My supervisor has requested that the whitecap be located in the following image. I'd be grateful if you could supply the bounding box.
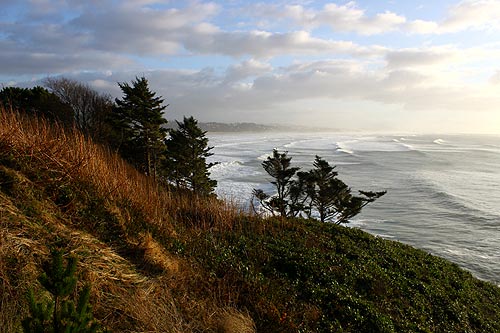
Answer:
[400,143,414,150]
[348,219,366,228]
[433,139,446,145]
[336,147,355,155]
[336,137,413,153]
[374,233,395,239]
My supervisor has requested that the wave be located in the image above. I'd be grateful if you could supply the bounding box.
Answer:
[392,138,415,150]
[284,139,310,148]
[413,173,500,222]
[336,137,414,154]
[433,139,446,145]
[336,147,354,155]
[210,160,262,180]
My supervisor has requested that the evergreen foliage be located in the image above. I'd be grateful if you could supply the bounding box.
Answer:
[163,116,217,196]
[253,149,299,217]
[305,156,386,223]
[254,151,385,223]
[22,250,101,333]
[111,76,168,177]
[0,86,73,125]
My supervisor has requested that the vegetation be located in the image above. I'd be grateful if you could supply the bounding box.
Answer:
[44,77,114,142]
[254,150,385,223]
[1,92,499,332]
[163,116,217,196]
[0,86,73,125]
[111,76,168,177]
[23,250,101,333]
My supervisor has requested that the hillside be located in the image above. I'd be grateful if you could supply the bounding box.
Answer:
[1,108,499,332]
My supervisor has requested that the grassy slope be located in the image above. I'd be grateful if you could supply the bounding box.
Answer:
[0,108,499,332]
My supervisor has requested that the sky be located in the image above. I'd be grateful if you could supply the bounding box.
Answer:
[1,0,500,133]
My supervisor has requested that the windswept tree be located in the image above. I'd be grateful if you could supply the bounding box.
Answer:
[253,149,300,217]
[44,77,114,140]
[111,76,168,177]
[254,151,386,223]
[305,156,386,223]
[163,116,217,196]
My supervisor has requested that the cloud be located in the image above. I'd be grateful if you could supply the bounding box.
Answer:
[0,41,134,75]
[2,1,500,133]
[71,1,219,55]
[183,29,384,57]
[439,0,500,33]
[385,47,460,69]
[11,53,500,134]
[490,71,500,85]
[0,0,390,77]
[72,1,384,59]
[405,20,439,34]
[251,2,406,35]
[223,59,272,84]
[251,1,500,35]
[45,57,496,124]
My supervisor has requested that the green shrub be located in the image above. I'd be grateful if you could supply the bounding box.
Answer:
[22,249,103,333]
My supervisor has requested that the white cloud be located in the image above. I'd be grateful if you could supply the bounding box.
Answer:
[251,1,500,35]
[223,59,272,84]
[183,29,383,57]
[252,2,407,35]
[490,71,500,85]
[439,0,500,33]
[405,19,439,34]
[316,3,406,35]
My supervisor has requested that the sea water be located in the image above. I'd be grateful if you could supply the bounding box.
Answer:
[208,133,500,285]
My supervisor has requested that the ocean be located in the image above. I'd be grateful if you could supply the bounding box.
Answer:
[208,132,500,285]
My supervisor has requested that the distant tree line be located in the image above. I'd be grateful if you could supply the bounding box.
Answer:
[253,149,386,223]
[0,77,217,196]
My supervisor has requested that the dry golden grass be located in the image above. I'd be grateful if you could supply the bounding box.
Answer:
[0,107,241,233]
[0,178,191,332]
[217,308,257,333]
[139,232,180,274]
[0,194,47,333]
[0,107,257,332]
[0,231,24,333]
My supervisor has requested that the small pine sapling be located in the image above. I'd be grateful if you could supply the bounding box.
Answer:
[22,249,102,333]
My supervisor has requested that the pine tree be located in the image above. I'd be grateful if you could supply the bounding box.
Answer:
[163,116,217,196]
[253,149,300,217]
[254,152,386,223]
[22,249,102,333]
[111,77,168,177]
[305,156,386,223]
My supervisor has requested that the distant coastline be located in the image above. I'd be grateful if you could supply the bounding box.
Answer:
[166,121,340,133]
